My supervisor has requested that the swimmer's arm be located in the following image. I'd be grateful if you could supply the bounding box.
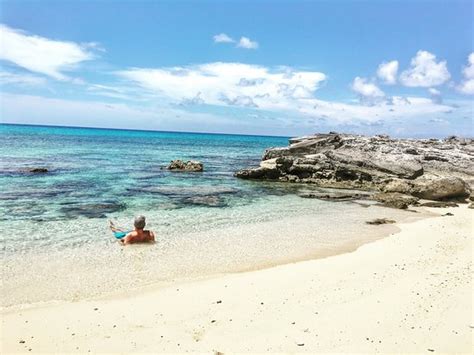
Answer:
[120,233,133,245]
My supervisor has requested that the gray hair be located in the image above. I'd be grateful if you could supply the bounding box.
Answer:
[134,215,146,229]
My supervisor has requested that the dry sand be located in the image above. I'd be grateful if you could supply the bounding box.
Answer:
[1,205,472,353]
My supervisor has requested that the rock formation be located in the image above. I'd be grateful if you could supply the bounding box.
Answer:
[235,133,473,207]
[166,160,204,172]
[24,167,49,174]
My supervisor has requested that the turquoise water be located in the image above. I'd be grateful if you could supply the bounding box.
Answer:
[0,124,289,249]
[0,124,418,307]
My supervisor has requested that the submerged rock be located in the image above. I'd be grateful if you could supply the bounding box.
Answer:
[21,167,49,174]
[60,201,126,218]
[127,185,238,197]
[181,195,226,207]
[166,160,203,172]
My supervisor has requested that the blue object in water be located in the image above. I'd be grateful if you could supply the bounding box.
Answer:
[113,231,131,239]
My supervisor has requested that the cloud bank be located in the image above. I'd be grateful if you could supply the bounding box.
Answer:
[116,62,326,111]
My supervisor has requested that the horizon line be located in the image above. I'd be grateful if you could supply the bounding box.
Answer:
[0,122,292,139]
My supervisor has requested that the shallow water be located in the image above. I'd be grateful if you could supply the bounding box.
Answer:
[0,124,422,307]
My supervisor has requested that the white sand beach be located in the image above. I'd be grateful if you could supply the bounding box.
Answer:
[1,204,472,353]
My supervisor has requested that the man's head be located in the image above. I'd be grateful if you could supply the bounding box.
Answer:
[134,215,146,230]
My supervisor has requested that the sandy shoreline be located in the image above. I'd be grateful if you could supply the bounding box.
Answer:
[1,205,472,353]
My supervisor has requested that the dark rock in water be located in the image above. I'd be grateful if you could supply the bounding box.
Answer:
[166,160,203,172]
[373,192,419,209]
[127,185,238,197]
[420,201,459,208]
[442,212,454,216]
[24,167,49,174]
[181,195,226,207]
[60,201,126,218]
[366,218,396,225]
[469,203,474,209]
[234,132,474,202]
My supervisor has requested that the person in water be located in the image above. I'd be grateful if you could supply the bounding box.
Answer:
[109,215,155,245]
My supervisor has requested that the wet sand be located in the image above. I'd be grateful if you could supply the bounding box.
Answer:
[1,205,472,353]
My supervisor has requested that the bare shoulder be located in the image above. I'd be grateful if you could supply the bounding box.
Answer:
[147,230,155,241]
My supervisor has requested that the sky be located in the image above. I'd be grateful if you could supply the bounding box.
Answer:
[0,0,473,137]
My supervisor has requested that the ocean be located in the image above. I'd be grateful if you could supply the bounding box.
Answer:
[0,124,417,307]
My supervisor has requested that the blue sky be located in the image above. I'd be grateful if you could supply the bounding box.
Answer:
[0,0,473,137]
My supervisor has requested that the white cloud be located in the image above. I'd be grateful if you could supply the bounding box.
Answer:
[457,52,474,95]
[351,76,385,104]
[0,24,98,80]
[462,52,474,78]
[457,80,474,95]
[116,62,326,110]
[399,50,450,87]
[0,70,47,86]
[428,88,442,103]
[213,33,234,43]
[377,60,399,84]
[237,37,258,49]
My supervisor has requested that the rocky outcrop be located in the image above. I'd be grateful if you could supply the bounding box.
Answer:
[166,160,203,172]
[23,167,49,174]
[235,133,474,206]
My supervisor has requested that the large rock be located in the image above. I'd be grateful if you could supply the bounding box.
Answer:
[21,167,49,174]
[382,179,413,194]
[373,192,419,209]
[166,160,203,172]
[235,133,474,200]
[234,167,281,180]
[411,177,471,201]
